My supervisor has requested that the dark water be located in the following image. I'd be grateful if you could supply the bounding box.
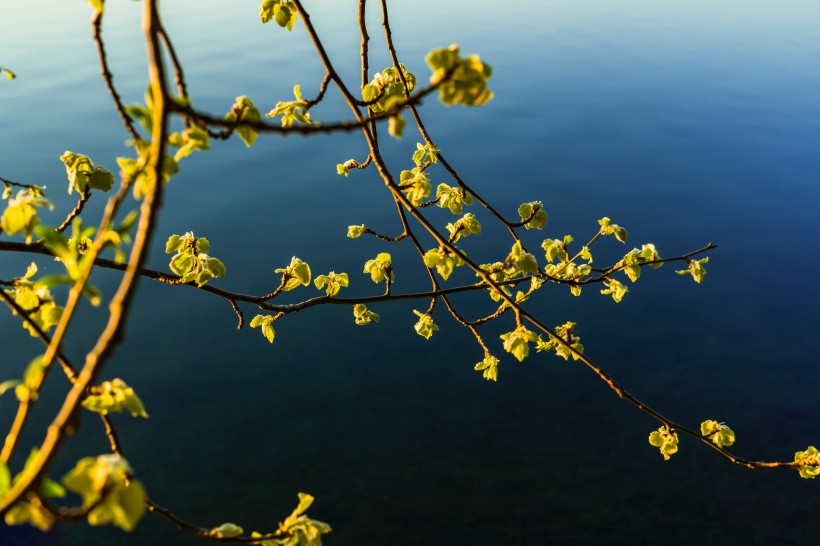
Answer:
[2,1,820,544]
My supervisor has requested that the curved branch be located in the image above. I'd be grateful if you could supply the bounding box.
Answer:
[92,11,140,140]
[56,191,92,233]
[0,0,171,517]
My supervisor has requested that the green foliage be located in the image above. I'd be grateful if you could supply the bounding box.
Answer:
[15,355,46,402]
[275,256,312,291]
[517,201,547,230]
[425,44,493,106]
[38,224,87,280]
[1,450,65,531]
[59,151,114,195]
[362,65,416,138]
[621,243,662,282]
[165,232,226,287]
[435,183,472,214]
[260,0,298,30]
[250,315,276,343]
[208,523,244,539]
[794,446,820,479]
[0,379,20,396]
[446,213,481,243]
[700,420,735,448]
[3,497,55,531]
[168,125,210,162]
[474,355,500,382]
[266,85,313,127]
[352,304,379,326]
[598,216,628,243]
[500,326,539,362]
[117,135,179,200]
[677,257,709,283]
[600,278,628,303]
[412,142,440,167]
[336,159,359,177]
[412,310,438,340]
[3,263,64,337]
[251,493,331,546]
[62,455,147,531]
[648,427,679,460]
[423,247,462,280]
[226,96,262,147]
[82,379,148,418]
[388,114,407,139]
[1,187,52,241]
[346,225,365,238]
[399,168,431,207]
[33,217,127,306]
[314,272,348,297]
[506,240,538,278]
[541,235,572,264]
[362,66,417,113]
[363,252,393,284]
[536,322,584,361]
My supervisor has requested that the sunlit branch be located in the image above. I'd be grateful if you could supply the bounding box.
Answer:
[0,0,171,517]
[293,0,781,474]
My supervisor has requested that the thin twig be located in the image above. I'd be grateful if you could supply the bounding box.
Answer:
[92,10,140,140]
[56,191,92,233]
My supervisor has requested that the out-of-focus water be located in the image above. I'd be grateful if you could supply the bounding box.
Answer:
[1,1,819,544]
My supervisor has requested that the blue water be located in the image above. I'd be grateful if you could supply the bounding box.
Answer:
[2,1,820,544]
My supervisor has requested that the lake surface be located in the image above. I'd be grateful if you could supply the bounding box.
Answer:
[2,1,819,544]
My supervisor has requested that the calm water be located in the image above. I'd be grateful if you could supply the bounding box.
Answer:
[2,1,820,544]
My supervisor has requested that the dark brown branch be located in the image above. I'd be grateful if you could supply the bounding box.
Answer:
[170,76,444,136]
[0,238,714,318]
[148,498,290,544]
[362,227,406,242]
[582,243,717,283]
[358,0,370,90]
[157,21,188,101]
[0,176,41,192]
[56,190,92,233]
[508,203,542,228]
[377,0,520,242]
[92,11,140,141]
[305,73,331,109]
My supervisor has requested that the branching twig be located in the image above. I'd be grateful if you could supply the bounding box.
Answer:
[0,0,171,517]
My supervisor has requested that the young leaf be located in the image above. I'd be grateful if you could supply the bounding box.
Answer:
[648,427,679,460]
[474,355,500,382]
[412,310,439,340]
